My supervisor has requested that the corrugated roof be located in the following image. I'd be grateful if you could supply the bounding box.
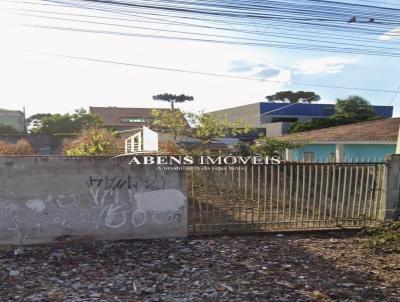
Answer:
[279,118,400,142]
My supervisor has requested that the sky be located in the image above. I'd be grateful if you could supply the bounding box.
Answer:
[1,0,400,118]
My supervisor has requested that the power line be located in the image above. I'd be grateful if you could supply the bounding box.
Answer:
[35,52,400,93]
[26,24,400,57]
[10,0,400,57]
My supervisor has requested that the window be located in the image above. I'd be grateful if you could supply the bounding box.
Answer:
[303,152,315,162]
[120,117,146,123]
[271,117,298,123]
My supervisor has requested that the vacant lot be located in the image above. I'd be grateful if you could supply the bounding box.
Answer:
[0,232,399,301]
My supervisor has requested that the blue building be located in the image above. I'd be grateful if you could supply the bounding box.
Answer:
[279,118,400,162]
[208,102,393,137]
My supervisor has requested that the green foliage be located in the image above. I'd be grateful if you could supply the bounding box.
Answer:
[290,95,379,133]
[152,93,194,109]
[362,221,400,254]
[62,128,122,156]
[151,109,188,142]
[335,95,377,120]
[251,136,302,157]
[186,112,252,145]
[30,108,101,134]
[26,113,52,125]
[0,125,21,134]
[266,91,320,103]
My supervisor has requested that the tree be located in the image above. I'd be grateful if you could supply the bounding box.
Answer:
[335,95,376,120]
[251,136,302,157]
[151,109,188,142]
[186,112,252,145]
[31,108,101,134]
[266,91,321,103]
[152,93,194,109]
[26,113,52,125]
[290,95,379,133]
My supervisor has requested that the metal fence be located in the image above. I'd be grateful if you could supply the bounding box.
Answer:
[187,162,386,235]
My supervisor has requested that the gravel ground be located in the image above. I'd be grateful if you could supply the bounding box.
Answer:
[0,232,399,302]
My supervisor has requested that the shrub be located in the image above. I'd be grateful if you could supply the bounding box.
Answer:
[0,139,35,155]
[62,128,123,156]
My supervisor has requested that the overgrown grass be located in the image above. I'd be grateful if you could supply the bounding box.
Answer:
[360,221,400,254]
[0,139,35,155]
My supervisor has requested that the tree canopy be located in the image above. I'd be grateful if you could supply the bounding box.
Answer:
[151,109,188,142]
[289,95,379,133]
[30,108,101,134]
[266,91,321,103]
[251,136,302,157]
[335,95,377,120]
[186,112,252,145]
[152,93,194,109]
[26,113,52,125]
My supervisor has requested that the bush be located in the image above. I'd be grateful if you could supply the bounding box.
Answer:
[62,128,123,156]
[0,139,35,155]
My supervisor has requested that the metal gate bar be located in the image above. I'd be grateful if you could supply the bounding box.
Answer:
[187,162,386,235]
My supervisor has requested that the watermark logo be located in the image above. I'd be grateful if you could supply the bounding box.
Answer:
[126,155,281,171]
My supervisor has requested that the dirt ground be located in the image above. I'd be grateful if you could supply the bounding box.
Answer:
[0,231,399,302]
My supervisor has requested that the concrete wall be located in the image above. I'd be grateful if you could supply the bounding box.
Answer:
[0,156,187,245]
[381,154,400,220]
[207,103,261,127]
[264,122,293,137]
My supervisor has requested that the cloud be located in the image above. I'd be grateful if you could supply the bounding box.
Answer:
[254,68,281,79]
[228,60,256,72]
[227,56,355,85]
[379,27,400,41]
[227,60,288,81]
[294,57,357,75]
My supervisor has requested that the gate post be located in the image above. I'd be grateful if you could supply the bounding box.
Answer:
[381,154,400,220]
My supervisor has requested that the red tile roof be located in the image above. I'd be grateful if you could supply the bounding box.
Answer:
[279,118,400,142]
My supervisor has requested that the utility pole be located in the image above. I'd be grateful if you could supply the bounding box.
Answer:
[23,106,27,134]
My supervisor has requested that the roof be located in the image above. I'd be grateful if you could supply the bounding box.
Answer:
[279,118,400,143]
[89,106,176,127]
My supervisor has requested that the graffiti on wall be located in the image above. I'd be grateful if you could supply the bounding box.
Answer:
[0,172,186,244]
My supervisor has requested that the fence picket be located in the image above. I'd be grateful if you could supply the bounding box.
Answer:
[188,161,386,235]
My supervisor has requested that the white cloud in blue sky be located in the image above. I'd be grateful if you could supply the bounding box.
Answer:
[380,27,400,41]
[294,57,359,75]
